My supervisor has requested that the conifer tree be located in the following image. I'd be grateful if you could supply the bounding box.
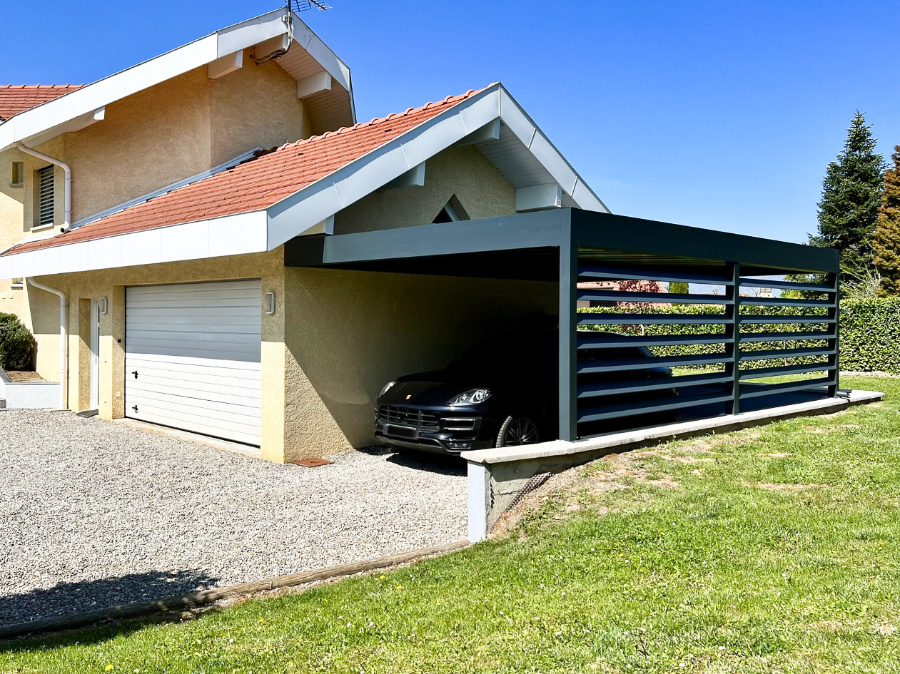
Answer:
[812,112,885,284]
[873,145,900,295]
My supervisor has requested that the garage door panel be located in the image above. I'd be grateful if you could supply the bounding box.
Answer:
[127,383,261,409]
[124,319,261,333]
[125,357,262,380]
[126,333,260,351]
[126,343,260,362]
[125,353,262,372]
[126,387,261,418]
[126,393,261,423]
[126,279,262,447]
[125,297,261,310]
[125,369,262,394]
[126,329,259,344]
[127,402,259,434]
[128,408,261,446]
[126,374,262,399]
[126,306,263,320]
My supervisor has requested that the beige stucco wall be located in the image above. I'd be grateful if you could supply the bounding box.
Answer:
[210,55,311,167]
[3,93,546,463]
[333,145,517,235]
[2,60,311,380]
[0,147,30,353]
[284,267,558,453]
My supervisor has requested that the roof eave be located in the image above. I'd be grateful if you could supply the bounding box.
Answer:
[0,8,354,151]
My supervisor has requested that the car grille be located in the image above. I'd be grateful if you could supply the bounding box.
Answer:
[378,405,440,432]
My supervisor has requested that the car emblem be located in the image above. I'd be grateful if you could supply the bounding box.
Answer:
[405,394,412,400]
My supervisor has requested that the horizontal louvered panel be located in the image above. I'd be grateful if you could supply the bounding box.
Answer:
[578,394,734,423]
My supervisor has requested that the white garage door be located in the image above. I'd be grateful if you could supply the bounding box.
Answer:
[125,279,262,447]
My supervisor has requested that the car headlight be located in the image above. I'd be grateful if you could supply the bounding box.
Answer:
[447,388,491,406]
[379,381,396,398]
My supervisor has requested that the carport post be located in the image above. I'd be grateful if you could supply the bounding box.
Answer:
[727,262,741,415]
[559,217,578,441]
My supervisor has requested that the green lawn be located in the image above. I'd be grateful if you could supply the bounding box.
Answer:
[3,375,899,673]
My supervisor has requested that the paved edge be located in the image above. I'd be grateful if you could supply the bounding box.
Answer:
[0,540,471,641]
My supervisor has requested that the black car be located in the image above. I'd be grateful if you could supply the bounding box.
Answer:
[374,329,675,456]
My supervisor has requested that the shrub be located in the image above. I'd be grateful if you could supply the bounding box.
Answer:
[840,298,900,373]
[0,312,36,371]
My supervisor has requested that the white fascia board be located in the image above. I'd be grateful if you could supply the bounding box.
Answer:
[0,8,337,152]
[296,71,332,99]
[264,83,608,248]
[289,14,352,92]
[0,211,267,278]
[498,87,610,214]
[0,35,218,151]
[380,162,426,190]
[516,184,563,212]
[208,51,243,79]
[265,86,502,249]
[216,8,289,56]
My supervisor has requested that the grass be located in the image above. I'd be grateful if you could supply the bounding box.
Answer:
[2,375,899,673]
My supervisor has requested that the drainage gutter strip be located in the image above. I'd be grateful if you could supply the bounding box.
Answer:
[0,540,470,641]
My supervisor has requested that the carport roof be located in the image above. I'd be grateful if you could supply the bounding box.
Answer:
[286,208,840,279]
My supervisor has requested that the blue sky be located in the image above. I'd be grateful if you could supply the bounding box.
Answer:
[3,0,898,243]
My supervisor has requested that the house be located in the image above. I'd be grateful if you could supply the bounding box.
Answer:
[0,8,609,462]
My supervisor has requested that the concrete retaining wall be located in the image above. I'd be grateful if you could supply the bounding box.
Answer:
[462,390,885,542]
[0,370,59,409]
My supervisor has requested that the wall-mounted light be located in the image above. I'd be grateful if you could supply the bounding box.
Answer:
[100,297,108,314]
[264,291,276,315]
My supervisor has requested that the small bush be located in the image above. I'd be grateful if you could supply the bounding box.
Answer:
[0,312,36,371]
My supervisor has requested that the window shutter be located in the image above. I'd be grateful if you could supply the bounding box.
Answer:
[38,165,54,226]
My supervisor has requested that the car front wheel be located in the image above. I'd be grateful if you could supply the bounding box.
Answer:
[495,415,541,447]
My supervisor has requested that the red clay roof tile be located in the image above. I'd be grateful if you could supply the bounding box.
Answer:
[4,88,484,257]
[0,85,83,121]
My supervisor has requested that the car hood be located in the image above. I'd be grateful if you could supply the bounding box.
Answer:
[380,372,484,407]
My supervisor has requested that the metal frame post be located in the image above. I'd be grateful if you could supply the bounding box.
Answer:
[726,262,741,415]
[828,271,840,397]
[559,217,578,441]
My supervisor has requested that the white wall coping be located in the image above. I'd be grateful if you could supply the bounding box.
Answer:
[462,390,885,466]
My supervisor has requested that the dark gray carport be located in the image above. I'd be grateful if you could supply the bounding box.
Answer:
[286,208,840,443]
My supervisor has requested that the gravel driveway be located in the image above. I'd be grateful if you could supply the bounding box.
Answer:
[0,411,466,627]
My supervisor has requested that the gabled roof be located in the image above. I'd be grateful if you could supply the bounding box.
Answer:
[0,83,609,279]
[0,8,353,150]
[0,85,83,121]
[7,91,479,255]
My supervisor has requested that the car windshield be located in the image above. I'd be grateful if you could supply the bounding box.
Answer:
[449,331,555,374]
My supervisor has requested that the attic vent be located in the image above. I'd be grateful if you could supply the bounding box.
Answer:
[37,165,54,227]
[432,194,470,224]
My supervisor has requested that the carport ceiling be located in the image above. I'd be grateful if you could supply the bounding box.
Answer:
[284,208,838,279]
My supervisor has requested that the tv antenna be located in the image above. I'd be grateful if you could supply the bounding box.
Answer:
[255,0,332,64]
[290,0,332,11]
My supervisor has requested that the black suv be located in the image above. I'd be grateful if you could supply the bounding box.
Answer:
[374,329,674,455]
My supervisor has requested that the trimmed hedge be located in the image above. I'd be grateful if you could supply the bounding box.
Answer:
[578,298,900,374]
[840,298,900,373]
[0,312,36,371]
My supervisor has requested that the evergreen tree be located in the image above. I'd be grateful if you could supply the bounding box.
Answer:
[812,112,885,284]
[873,145,900,295]
[668,281,689,295]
